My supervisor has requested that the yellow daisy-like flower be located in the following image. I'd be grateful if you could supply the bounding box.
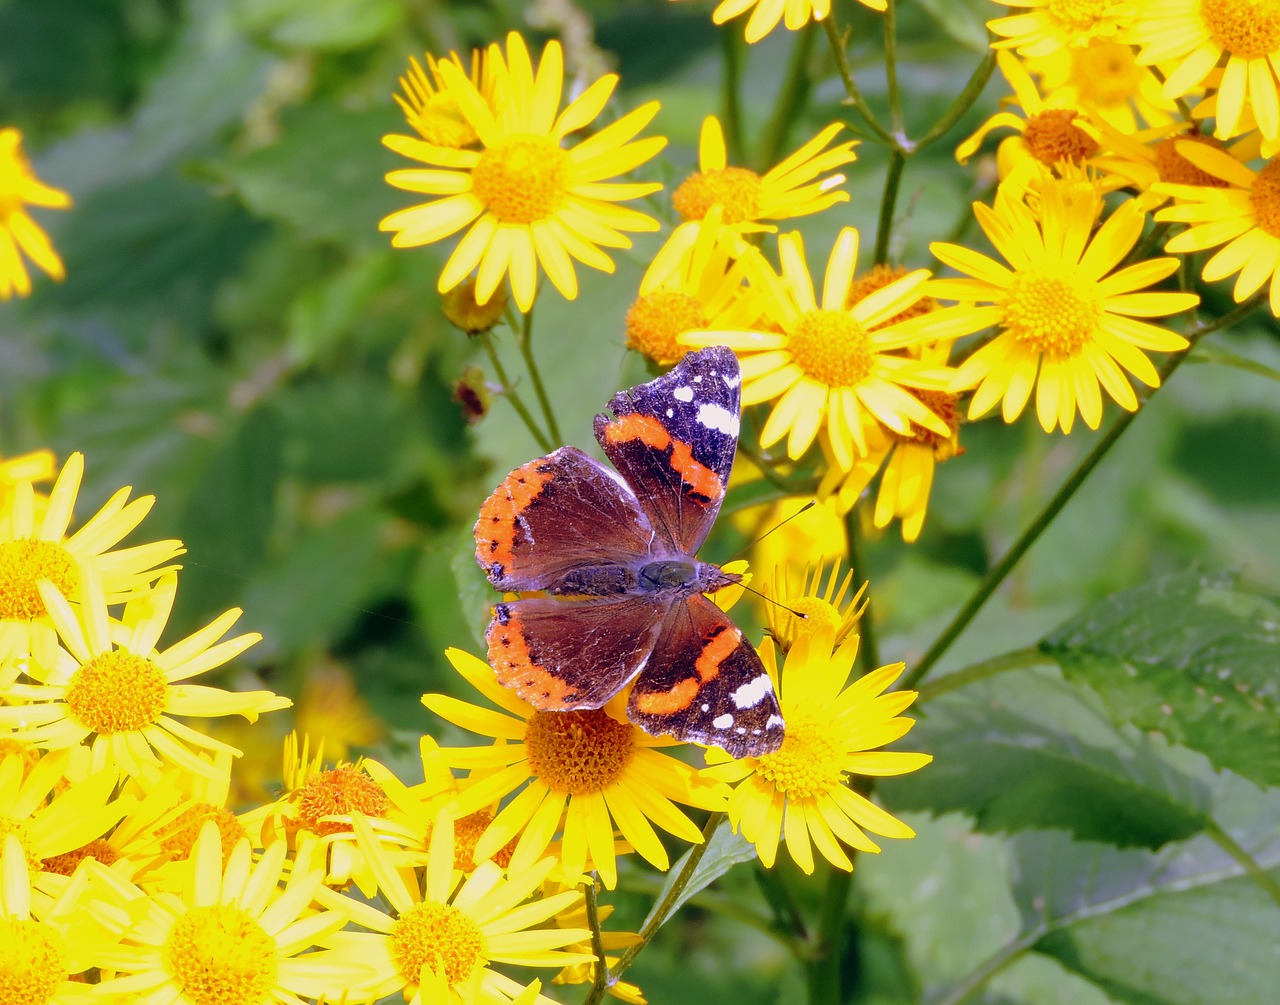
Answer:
[0,452,184,678]
[1156,142,1280,314]
[292,661,384,764]
[395,50,495,150]
[671,116,857,231]
[709,0,886,44]
[0,128,71,301]
[423,648,726,890]
[550,892,645,1004]
[0,571,289,783]
[625,207,766,366]
[762,559,865,653]
[88,821,370,1005]
[380,32,665,312]
[1023,41,1179,133]
[928,183,1200,432]
[682,227,956,468]
[988,0,1138,58]
[317,811,594,1004]
[1131,0,1280,142]
[702,626,930,874]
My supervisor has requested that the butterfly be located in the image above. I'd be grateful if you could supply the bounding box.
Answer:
[473,346,785,758]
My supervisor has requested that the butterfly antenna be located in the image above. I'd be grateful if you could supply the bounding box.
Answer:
[736,582,808,620]
[727,499,817,561]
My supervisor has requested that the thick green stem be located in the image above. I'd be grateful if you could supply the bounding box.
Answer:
[915,51,997,151]
[479,332,552,453]
[882,0,903,135]
[807,866,853,1004]
[874,149,907,266]
[517,306,563,445]
[584,877,610,1002]
[721,27,746,163]
[916,646,1046,704]
[820,18,894,145]
[756,23,816,169]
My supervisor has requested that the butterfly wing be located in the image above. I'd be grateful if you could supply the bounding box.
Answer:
[627,592,784,758]
[594,346,741,556]
[487,595,668,710]
[474,445,655,592]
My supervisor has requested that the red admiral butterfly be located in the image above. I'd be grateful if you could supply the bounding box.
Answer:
[473,346,785,758]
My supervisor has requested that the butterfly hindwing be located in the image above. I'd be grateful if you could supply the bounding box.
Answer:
[627,593,784,758]
[594,346,741,555]
[487,595,668,710]
[474,445,655,593]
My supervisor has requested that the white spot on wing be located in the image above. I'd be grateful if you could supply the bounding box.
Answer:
[766,714,785,729]
[732,675,773,709]
[666,408,674,418]
[673,386,694,402]
[693,375,703,382]
[712,713,734,729]
[723,373,740,388]
[697,403,739,436]
[701,703,710,713]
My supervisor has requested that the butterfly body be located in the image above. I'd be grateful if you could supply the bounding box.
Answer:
[474,347,784,758]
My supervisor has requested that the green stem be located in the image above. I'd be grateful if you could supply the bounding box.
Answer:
[915,50,997,151]
[721,27,746,164]
[900,292,1264,692]
[1206,821,1280,910]
[882,0,903,136]
[916,646,1046,704]
[753,862,810,944]
[517,306,563,445]
[844,504,879,674]
[933,931,1042,1005]
[584,877,610,1002]
[479,332,553,453]
[807,866,852,1004]
[820,18,895,146]
[756,23,816,169]
[874,149,907,266]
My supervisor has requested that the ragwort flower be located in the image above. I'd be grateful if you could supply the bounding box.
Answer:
[381,32,665,311]
[708,0,886,44]
[988,0,1138,58]
[0,128,71,301]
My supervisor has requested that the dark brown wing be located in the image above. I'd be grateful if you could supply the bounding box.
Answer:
[486,595,668,711]
[627,593,784,758]
[474,446,655,593]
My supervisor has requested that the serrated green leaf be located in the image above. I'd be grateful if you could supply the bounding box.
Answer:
[1040,571,1280,787]
[642,819,757,931]
[1188,344,1280,384]
[885,668,1211,848]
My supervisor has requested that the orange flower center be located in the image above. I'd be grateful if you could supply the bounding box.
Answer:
[787,310,874,387]
[625,291,709,366]
[294,765,389,836]
[1002,265,1100,354]
[0,918,67,1005]
[524,709,634,796]
[1250,158,1280,237]
[1022,108,1099,165]
[0,540,79,621]
[163,905,277,1005]
[471,135,570,225]
[161,803,248,861]
[1154,132,1232,187]
[391,902,484,987]
[424,809,516,871]
[408,91,478,149]
[1069,42,1147,108]
[755,715,844,798]
[65,651,168,734]
[672,167,762,224]
[42,837,119,876]
[845,264,938,328]
[1201,0,1280,59]
[897,389,962,454]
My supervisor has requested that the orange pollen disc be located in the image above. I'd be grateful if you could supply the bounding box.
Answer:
[1251,158,1280,237]
[755,717,844,798]
[672,166,763,224]
[162,905,277,1005]
[1154,132,1231,187]
[0,539,79,621]
[1022,108,1099,165]
[787,309,874,387]
[160,803,248,860]
[899,389,962,454]
[65,651,168,734]
[42,837,119,876]
[294,765,389,836]
[391,902,484,987]
[625,291,709,366]
[1201,0,1280,59]
[471,134,570,225]
[845,264,937,328]
[524,708,635,795]
[1002,266,1101,354]
[0,918,68,1005]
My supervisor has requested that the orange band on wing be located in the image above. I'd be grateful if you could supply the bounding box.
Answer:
[695,625,740,683]
[632,678,699,715]
[487,608,579,708]
[475,458,552,571]
[602,414,724,503]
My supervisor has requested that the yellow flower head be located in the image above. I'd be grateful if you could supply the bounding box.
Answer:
[682,227,956,469]
[988,0,1139,58]
[672,116,857,231]
[929,182,1200,433]
[0,128,71,301]
[703,626,931,874]
[763,559,865,653]
[0,571,289,783]
[709,0,886,44]
[381,32,666,312]
[423,648,727,890]
[1131,0,1280,142]
[395,50,495,149]
[293,660,384,764]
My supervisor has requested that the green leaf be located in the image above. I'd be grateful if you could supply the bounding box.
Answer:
[642,819,757,931]
[885,668,1211,848]
[1008,829,1280,1005]
[1040,571,1280,787]
[1188,344,1280,385]
[232,0,403,51]
[913,0,991,52]
[450,524,491,653]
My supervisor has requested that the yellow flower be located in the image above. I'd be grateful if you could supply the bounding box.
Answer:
[988,0,1138,58]
[703,626,930,873]
[0,571,289,783]
[709,0,886,44]
[929,182,1199,432]
[395,50,495,150]
[682,227,956,468]
[1022,41,1179,133]
[671,116,857,230]
[317,811,595,1004]
[292,660,384,764]
[0,128,71,301]
[0,452,184,679]
[625,207,767,366]
[550,892,645,1003]
[741,496,848,592]
[89,821,370,1004]
[423,648,726,890]
[762,559,865,653]
[381,32,665,311]
[1131,0,1280,142]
